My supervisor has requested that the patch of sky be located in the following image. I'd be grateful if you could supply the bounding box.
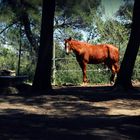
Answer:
[101,0,124,20]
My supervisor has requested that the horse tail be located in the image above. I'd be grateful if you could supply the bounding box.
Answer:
[107,44,120,73]
[107,45,111,59]
[107,44,119,62]
[106,45,112,64]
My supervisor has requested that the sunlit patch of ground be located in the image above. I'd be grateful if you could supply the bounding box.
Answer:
[0,93,139,117]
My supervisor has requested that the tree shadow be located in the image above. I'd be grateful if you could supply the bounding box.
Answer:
[1,85,140,109]
[0,111,139,140]
[53,85,140,102]
[0,85,140,139]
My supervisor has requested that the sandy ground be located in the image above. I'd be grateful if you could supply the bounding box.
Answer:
[0,85,140,140]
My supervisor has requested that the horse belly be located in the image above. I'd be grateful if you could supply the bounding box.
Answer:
[88,58,105,64]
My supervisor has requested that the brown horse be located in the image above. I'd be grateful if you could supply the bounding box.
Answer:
[64,37,120,85]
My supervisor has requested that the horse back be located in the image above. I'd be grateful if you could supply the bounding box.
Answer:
[86,44,119,64]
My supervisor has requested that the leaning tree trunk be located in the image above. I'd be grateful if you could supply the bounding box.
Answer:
[33,0,55,91]
[20,11,38,52]
[115,0,140,89]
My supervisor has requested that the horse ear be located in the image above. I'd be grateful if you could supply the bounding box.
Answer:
[68,37,72,41]
[64,39,67,43]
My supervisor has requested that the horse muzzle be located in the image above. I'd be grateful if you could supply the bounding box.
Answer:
[66,52,69,55]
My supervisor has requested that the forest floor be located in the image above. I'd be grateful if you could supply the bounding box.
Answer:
[0,84,140,140]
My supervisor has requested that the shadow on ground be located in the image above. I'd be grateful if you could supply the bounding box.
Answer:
[0,85,140,140]
[0,113,140,140]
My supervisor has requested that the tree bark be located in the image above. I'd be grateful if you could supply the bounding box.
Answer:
[33,0,55,91]
[115,0,140,89]
[20,11,38,51]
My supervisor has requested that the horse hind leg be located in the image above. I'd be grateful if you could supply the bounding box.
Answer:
[110,65,116,85]
[110,63,120,85]
[115,62,120,73]
[110,73,115,85]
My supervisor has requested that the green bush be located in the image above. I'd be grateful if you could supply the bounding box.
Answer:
[0,48,17,70]
[132,55,140,81]
[0,48,35,82]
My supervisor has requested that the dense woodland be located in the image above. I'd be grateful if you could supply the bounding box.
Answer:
[0,0,140,91]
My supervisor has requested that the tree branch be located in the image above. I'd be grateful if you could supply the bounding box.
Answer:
[0,21,17,34]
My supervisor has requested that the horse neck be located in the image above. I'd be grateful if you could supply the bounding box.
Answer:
[70,40,83,54]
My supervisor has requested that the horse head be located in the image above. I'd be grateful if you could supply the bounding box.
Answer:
[64,37,72,55]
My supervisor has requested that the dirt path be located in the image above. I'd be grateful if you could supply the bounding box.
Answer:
[0,85,140,139]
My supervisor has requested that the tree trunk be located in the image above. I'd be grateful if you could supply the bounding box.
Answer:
[115,0,140,89]
[33,0,55,91]
[20,11,38,52]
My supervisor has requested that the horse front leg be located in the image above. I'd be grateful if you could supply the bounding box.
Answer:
[81,63,88,85]
[76,56,89,85]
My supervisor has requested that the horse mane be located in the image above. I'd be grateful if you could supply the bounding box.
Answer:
[70,39,93,48]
